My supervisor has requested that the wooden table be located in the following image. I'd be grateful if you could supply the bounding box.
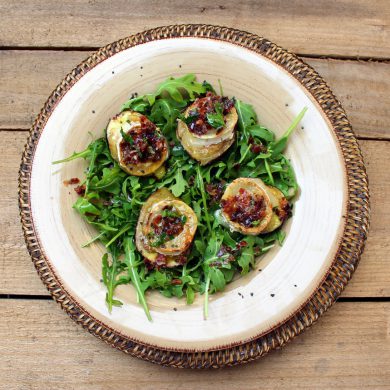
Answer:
[1,1,389,388]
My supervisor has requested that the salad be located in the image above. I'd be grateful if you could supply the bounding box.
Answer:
[54,74,306,320]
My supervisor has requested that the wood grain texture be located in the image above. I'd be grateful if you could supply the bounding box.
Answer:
[0,299,389,389]
[1,131,389,297]
[1,0,390,58]
[1,51,390,138]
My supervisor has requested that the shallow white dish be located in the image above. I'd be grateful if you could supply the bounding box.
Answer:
[20,25,369,367]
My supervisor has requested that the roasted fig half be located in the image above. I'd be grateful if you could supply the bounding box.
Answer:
[176,92,238,165]
[135,188,198,268]
[261,186,291,233]
[220,178,273,235]
[107,110,168,176]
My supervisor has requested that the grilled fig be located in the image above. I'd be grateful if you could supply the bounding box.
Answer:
[107,110,168,176]
[135,188,197,268]
[220,178,273,235]
[176,93,237,165]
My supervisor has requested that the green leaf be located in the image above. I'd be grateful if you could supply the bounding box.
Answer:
[52,138,106,165]
[209,267,226,291]
[89,166,125,195]
[121,96,150,113]
[102,250,124,313]
[248,124,274,142]
[123,237,152,321]
[170,169,187,197]
[271,107,307,156]
[237,237,255,274]
[155,74,207,102]
[186,286,195,305]
[73,197,100,216]
[235,99,258,139]
[206,102,225,130]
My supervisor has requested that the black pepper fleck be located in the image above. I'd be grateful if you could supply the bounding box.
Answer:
[294,284,297,287]
[140,74,143,77]
[140,66,143,69]
[258,268,262,272]
[270,293,275,297]
[173,307,177,311]
[179,64,182,68]
[92,110,95,114]
[250,292,254,297]
[285,103,289,107]
[301,126,304,129]
[100,279,103,283]
[112,70,115,74]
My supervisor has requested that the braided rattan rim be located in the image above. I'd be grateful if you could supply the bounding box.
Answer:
[18,24,370,368]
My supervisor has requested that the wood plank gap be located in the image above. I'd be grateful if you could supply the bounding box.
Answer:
[338,297,390,302]
[0,294,52,300]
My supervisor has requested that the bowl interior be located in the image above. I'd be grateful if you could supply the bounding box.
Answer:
[30,38,346,351]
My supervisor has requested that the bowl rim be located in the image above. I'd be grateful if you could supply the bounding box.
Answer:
[18,24,370,368]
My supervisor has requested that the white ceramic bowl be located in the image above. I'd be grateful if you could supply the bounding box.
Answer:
[20,26,369,366]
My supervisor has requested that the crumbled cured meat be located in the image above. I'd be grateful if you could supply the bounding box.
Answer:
[186,92,235,136]
[63,177,80,186]
[221,188,266,227]
[205,181,226,203]
[276,197,291,223]
[74,184,86,196]
[249,136,267,154]
[119,115,166,165]
[151,209,185,238]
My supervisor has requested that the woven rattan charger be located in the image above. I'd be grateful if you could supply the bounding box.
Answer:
[18,25,369,368]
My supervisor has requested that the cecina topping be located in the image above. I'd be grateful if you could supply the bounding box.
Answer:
[106,110,168,176]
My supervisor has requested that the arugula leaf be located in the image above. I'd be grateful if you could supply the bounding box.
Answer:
[206,102,225,129]
[248,124,274,142]
[52,138,106,165]
[102,250,129,312]
[271,107,307,156]
[123,237,152,321]
[121,96,150,113]
[186,286,195,304]
[196,165,213,235]
[155,74,207,102]
[235,99,258,139]
[209,267,226,291]
[170,169,187,197]
[120,129,134,144]
[73,197,100,216]
[237,237,256,274]
[89,166,126,195]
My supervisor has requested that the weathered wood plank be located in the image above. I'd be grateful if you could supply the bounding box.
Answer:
[1,131,388,297]
[0,300,389,389]
[1,0,390,58]
[0,51,389,138]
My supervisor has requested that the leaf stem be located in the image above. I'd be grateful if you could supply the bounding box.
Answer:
[196,165,212,235]
[203,271,211,320]
[124,238,152,321]
[105,223,132,248]
[284,106,308,139]
[81,232,105,248]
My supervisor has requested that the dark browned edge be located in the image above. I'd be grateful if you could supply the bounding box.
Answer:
[18,24,370,368]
